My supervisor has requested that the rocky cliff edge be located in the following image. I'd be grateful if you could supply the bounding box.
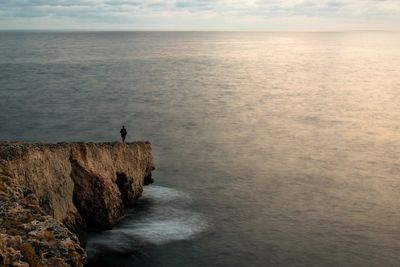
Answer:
[0,141,154,266]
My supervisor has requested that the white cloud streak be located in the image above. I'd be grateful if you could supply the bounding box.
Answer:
[0,0,399,30]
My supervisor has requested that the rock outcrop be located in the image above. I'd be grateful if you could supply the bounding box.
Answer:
[0,141,154,266]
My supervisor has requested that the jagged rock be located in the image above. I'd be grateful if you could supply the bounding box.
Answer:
[0,141,155,266]
[0,164,86,267]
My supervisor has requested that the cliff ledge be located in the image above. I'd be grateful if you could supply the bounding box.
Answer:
[0,141,154,267]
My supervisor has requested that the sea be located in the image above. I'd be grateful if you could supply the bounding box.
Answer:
[0,31,399,267]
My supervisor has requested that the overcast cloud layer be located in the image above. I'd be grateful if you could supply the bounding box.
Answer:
[0,0,399,30]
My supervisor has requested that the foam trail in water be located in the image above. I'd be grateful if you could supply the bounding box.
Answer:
[125,211,208,245]
[141,185,190,202]
[86,185,208,255]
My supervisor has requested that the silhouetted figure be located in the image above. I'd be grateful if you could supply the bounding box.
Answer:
[120,125,127,143]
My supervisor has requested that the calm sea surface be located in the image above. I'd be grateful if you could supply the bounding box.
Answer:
[0,31,399,266]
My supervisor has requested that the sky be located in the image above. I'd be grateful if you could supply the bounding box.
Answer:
[0,0,400,31]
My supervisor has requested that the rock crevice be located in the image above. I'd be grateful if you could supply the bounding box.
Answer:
[0,141,154,266]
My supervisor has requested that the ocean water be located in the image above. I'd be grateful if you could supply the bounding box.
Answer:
[0,31,400,266]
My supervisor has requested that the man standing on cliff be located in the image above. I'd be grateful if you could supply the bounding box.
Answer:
[120,125,127,143]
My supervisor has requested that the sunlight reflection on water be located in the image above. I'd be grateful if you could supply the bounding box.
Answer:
[1,31,399,267]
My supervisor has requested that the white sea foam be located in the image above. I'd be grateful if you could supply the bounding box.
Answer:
[87,186,208,255]
[141,185,190,202]
[125,212,208,245]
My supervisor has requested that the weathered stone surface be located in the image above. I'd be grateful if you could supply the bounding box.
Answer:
[0,141,154,266]
[69,142,153,229]
[0,162,86,266]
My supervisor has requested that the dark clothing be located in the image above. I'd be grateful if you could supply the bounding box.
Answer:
[120,128,127,142]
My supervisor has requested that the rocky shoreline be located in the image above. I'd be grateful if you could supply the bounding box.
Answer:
[0,141,154,266]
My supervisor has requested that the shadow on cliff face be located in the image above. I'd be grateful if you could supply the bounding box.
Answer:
[70,158,124,234]
[116,172,130,204]
[0,142,154,266]
[69,159,154,247]
[143,170,155,185]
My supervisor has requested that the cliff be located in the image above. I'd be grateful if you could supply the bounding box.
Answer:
[0,141,154,266]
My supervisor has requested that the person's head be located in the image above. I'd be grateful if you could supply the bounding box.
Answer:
[122,125,125,129]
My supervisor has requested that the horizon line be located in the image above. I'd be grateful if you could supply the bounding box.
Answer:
[0,29,398,33]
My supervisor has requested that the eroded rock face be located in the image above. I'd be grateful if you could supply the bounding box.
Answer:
[69,142,153,229]
[0,162,86,266]
[0,141,154,266]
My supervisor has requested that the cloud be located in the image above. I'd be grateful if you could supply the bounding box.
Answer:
[0,0,399,29]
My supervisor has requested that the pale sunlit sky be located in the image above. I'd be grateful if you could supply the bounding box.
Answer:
[0,0,400,31]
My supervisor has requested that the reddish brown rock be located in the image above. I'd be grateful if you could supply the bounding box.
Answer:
[0,162,85,266]
[0,141,155,266]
